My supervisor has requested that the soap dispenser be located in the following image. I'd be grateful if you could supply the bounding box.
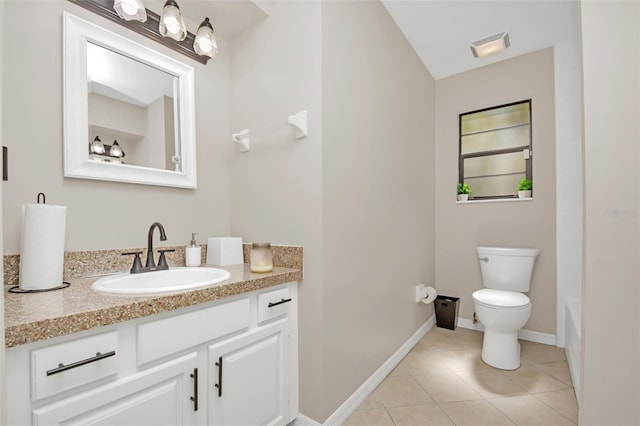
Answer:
[185,233,201,267]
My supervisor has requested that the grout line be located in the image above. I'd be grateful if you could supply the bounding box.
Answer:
[530,392,579,425]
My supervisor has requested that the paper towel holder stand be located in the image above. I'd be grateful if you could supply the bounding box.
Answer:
[9,191,71,293]
[9,282,70,293]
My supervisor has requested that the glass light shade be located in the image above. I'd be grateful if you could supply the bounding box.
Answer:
[90,136,105,154]
[159,0,187,42]
[470,32,510,58]
[194,18,218,58]
[109,141,124,158]
[114,0,147,22]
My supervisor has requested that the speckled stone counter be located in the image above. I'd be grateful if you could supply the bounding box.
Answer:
[4,244,303,348]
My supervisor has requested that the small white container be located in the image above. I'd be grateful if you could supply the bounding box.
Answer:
[250,243,273,273]
[206,237,244,266]
[185,233,201,267]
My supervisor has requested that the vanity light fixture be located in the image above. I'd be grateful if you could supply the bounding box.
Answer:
[113,0,147,22]
[109,140,125,158]
[90,136,105,154]
[470,31,510,58]
[159,0,187,42]
[68,0,213,64]
[193,18,218,58]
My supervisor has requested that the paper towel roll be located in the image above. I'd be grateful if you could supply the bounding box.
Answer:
[421,286,438,304]
[19,203,67,291]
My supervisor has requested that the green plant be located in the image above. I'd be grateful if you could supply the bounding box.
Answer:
[457,182,471,195]
[518,178,533,191]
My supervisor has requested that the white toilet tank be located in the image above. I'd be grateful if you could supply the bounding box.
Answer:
[477,246,540,292]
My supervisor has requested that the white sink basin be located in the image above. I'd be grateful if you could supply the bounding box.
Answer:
[92,267,231,295]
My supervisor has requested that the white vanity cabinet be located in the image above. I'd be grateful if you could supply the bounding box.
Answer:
[32,353,199,425]
[5,282,298,426]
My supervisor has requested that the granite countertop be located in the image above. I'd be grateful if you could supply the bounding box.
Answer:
[5,263,302,348]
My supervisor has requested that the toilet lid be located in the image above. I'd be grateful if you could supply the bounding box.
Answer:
[472,289,530,309]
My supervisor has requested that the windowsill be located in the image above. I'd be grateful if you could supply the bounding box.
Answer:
[456,197,533,204]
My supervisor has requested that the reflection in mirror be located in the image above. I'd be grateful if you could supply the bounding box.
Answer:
[64,12,197,188]
[87,42,179,171]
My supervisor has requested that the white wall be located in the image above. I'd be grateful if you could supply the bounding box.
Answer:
[435,49,557,336]
[553,1,583,348]
[580,1,640,424]
[2,0,231,253]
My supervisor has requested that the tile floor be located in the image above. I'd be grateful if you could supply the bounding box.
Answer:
[345,326,578,426]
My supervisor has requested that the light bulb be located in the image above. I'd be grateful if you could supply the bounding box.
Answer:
[165,17,180,34]
[114,0,147,22]
[121,2,137,16]
[159,0,187,41]
[194,18,218,58]
[91,136,105,155]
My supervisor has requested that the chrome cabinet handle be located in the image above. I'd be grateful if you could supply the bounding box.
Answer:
[46,351,116,376]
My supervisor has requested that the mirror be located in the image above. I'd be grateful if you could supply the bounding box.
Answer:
[64,12,197,188]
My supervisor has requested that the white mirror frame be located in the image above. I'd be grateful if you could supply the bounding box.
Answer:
[63,12,197,189]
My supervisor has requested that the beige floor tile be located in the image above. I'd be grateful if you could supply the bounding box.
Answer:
[375,375,431,407]
[439,399,515,425]
[438,347,493,372]
[386,401,454,425]
[534,362,573,386]
[388,355,412,377]
[414,331,463,352]
[358,391,384,410]
[344,408,394,426]
[449,328,484,349]
[498,366,569,393]
[534,389,579,423]
[403,350,451,375]
[455,369,528,398]
[414,371,483,403]
[489,395,576,425]
[520,340,567,364]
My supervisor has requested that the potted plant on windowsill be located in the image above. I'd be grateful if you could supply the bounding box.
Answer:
[457,183,471,202]
[518,178,532,198]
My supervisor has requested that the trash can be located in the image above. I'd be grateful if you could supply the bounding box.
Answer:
[435,295,460,330]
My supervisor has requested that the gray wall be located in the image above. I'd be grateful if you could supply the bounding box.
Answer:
[228,1,325,421]
[2,0,231,253]
[229,0,435,422]
[321,0,435,417]
[435,49,557,335]
[580,1,640,423]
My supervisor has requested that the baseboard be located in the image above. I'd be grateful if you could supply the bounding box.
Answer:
[292,315,435,426]
[291,414,322,426]
[457,317,557,346]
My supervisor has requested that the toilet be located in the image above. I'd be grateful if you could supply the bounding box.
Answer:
[472,246,540,370]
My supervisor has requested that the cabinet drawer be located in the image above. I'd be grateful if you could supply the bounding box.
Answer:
[138,297,250,365]
[31,331,118,400]
[258,287,292,324]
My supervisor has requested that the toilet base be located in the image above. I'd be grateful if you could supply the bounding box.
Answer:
[481,330,521,370]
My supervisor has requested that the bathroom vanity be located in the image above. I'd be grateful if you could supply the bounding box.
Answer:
[4,261,301,425]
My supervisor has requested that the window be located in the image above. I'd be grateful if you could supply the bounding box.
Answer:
[459,100,532,200]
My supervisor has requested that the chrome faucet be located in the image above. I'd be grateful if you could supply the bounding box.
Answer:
[122,222,174,274]
[146,222,167,268]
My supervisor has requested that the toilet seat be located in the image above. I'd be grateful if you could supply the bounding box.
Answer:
[473,289,530,309]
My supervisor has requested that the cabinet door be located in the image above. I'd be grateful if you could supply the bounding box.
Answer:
[33,353,200,426]
[208,319,289,426]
